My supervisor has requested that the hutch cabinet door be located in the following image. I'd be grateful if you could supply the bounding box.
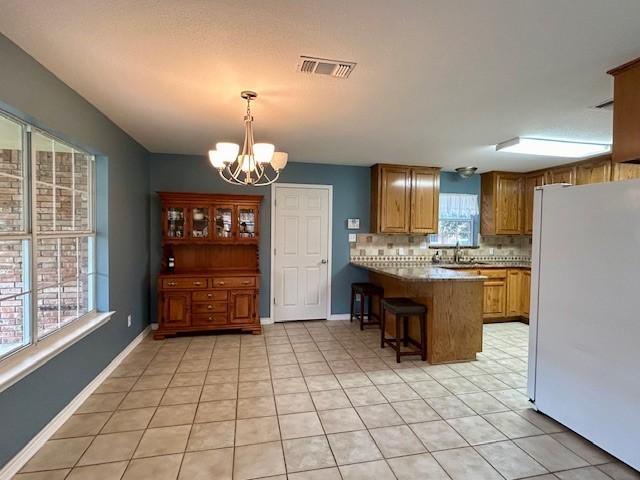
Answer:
[495,173,523,234]
[229,290,256,324]
[163,206,188,240]
[190,206,211,240]
[237,205,259,242]
[409,168,439,234]
[162,292,191,327]
[213,204,235,241]
[379,165,411,233]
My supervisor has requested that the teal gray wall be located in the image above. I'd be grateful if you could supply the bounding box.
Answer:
[0,34,150,467]
[149,153,370,319]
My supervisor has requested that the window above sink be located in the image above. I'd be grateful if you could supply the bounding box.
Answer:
[429,193,479,247]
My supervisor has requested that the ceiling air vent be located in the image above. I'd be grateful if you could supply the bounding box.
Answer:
[297,56,357,79]
[593,99,614,111]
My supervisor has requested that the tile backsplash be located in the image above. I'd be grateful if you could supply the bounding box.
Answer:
[350,233,531,263]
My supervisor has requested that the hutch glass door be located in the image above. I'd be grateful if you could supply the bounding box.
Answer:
[190,207,210,239]
[166,207,186,239]
[237,207,257,240]
[214,205,234,240]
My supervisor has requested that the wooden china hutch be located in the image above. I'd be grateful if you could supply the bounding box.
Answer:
[155,192,262,339]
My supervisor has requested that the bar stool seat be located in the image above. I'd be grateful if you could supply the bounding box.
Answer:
[350,282,384,330]
[381,297,427,363]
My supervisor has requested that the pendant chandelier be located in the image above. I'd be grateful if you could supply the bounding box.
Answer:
[209,91,288,186]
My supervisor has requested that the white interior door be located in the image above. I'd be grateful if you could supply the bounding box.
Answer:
[273,185,330,321]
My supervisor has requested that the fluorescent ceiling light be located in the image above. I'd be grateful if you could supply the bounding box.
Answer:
[496,137,611,158]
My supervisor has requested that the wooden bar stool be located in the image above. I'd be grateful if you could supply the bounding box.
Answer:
[350,282,384,330]
[380,298,427,363]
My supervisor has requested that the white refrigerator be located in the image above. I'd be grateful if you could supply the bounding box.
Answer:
[528,179,640,470]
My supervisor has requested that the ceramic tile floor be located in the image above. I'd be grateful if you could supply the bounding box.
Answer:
[14,321,640,480]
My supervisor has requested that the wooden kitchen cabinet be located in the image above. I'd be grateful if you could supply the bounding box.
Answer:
[612,162,640,181]
[481,172,523,235]
[483,280,507,318]
[521,270,531,318]
[506,269,522,316]
[410,167,440,233]
[576,157,612,185]
[546,165,576,185]
[156,192,262,339]
[371,164,440,234]
[608,57,640,164]
[524,173,545,234]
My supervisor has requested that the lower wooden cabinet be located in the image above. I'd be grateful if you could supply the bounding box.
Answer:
[506,270,522,316]
[459,268,530,322]
[521,271,531,317]
[483,280,507,318]
[156,273,260,338]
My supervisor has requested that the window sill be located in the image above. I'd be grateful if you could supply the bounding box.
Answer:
[0,311,115,394]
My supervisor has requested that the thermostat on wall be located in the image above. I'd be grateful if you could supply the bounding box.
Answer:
[347,218,360,229]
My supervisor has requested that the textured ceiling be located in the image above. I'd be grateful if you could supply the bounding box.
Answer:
[1,0,640,172]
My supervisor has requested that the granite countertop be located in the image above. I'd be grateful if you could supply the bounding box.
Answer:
[438,262,531,269]
[351,262,487,282]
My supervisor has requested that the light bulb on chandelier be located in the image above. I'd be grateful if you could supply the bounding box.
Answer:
[208,91,288,186]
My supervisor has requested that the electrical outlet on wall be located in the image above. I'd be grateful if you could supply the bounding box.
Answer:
[489,248,494,256]
[127,314,132,328]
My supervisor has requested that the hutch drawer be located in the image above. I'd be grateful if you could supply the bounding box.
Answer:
[162,277,208,289]
[192,302,228,314]
[192,291,228,302]
[211,276,256,288]
[192,313,228,326]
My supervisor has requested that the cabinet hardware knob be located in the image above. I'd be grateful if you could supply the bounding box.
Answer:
[167,281,177,287]
[208,316,212,320]
[242,281,250,285]
[218,282,225,286]
[207,305,213,310]
[194,281,202,286]
[207,293,213,298]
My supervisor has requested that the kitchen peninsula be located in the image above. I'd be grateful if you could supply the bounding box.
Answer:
[352,261,486,364]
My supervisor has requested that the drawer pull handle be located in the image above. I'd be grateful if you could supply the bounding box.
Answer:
[167,281,177,287]
[242,281,250,285]
[208,316,212,321]
[217,281,225,286]
[193,281,202,286]
[207,305,213,310]
[207,293,213,298]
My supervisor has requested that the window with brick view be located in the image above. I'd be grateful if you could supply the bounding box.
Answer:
[0,112,95,359]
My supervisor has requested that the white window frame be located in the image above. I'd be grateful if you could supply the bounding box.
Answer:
[0,110,110,390]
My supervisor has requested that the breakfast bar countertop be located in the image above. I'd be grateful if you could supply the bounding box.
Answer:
[350,261,488,282]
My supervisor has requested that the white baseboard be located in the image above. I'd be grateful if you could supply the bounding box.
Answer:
[0,325,151,480]
[328,314,350,321]
[260,317,273,325]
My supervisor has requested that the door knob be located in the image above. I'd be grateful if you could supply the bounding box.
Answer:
[321,259,327,264]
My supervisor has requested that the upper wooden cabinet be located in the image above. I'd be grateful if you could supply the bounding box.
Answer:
[481,172,523,235]
[608,57,640,164]
[410,167,440,233]
[611,162,640,181]
[523,173,545,235]
[371,164,440,234]
[576,157,612,185]
[546,165,576,185]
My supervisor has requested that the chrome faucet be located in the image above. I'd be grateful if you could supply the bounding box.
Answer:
[453,241,462,263]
